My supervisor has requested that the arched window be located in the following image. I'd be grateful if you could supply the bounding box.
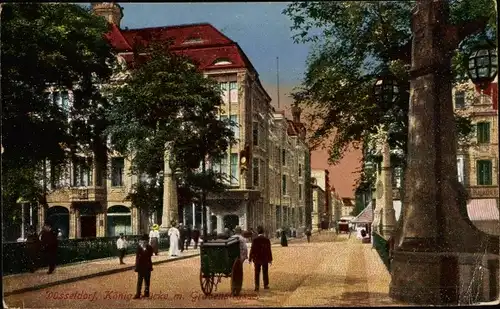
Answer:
[183,37,204,45]
[213,58,233,66]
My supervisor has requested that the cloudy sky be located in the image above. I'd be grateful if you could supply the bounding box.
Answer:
[119,2,312,110]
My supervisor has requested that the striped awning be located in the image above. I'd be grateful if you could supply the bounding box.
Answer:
[351,203,373,224]
[467,199,499,221]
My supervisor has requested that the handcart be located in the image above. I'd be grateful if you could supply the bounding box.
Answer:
[199,237,243,296]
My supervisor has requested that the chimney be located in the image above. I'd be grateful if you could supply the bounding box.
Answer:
[291,103,302,123]
[91,2,124,28]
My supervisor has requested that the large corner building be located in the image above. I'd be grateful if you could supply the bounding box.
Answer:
[18,3,311,240]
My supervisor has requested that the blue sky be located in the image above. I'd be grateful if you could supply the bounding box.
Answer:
[119,2,312,87]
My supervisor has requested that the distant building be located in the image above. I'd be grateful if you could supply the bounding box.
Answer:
[311,169,332,227]
[454,78,499,235]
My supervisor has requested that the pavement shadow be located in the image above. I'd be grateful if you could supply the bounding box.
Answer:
[248,271,369,305]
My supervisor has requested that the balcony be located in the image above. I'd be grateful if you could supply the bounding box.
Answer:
[70,187,106,202]
[46,187,107,203]
[467,186,499,199]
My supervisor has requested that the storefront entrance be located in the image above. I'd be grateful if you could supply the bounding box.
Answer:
[77,203,99,238]
[80,215,96,238]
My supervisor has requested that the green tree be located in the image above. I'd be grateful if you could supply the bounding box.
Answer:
[104,42,235,217]
[283,1,496,167]
[1,3,115,227]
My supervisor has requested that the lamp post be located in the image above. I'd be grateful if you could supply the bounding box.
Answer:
[389,0,498,305]
[372,74,399,238]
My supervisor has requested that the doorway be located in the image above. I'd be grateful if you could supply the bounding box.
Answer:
[223,214,239,231]
[80,215,96,238]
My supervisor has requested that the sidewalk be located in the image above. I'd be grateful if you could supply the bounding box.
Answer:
[3,249,199,296]
[3,235,306,296]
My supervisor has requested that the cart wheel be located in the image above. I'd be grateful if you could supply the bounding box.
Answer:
[200,269,214,296]
[230,258,243,296]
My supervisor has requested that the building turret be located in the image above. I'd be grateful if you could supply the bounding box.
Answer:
[291,103,302,123]
[91,2,124,28]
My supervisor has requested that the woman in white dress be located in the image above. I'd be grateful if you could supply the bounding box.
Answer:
[168,223,180,257]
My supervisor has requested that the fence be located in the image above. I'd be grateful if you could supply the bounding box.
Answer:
[3,233,170,275]
[372,231,391,271]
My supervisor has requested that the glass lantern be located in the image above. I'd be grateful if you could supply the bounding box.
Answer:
[467,43,498,89]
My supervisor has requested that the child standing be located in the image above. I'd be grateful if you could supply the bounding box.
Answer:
[133,234,153,299]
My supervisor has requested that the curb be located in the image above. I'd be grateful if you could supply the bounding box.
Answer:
[4,253,200,297]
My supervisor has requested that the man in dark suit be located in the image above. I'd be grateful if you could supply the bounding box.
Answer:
[40,222,58,274]
[249,225,273,291]
[133,234,154,299]
[185,225,192,250]
[192,225,200,249]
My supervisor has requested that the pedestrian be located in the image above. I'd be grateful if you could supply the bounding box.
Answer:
[249,226,272,291]
[305,227,312,243]
[280,227,288,247]
[185,225,192,250]
[230,226,249,262]
[149,224,160,256]
[116,233,128,264]
[179,223,186,252]
[39,222,58,274]
[133,234,153,299]
[168,223,180,257]
[192,225,200,249]
[25,225,41,273]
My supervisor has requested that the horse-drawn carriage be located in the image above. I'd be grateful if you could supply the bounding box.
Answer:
[337,220,350,233]
[199,237,243,296]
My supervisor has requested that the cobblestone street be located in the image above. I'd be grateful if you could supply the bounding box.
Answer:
[4,232,408,308]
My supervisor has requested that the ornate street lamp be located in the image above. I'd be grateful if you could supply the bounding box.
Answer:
[466,41,498,89]
[373,74,399,108]
[364,161,375,174]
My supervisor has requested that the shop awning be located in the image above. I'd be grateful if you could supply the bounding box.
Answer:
[467,199,499,221]
[351,203,373,224]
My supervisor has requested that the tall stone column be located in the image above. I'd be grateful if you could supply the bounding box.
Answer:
[217,215,224,233]
[206,206,212,232]
[160,141,178,230]
[17,203,26,242]
[389,0,498,304]
[131,207,139,235]
[38,204,46,232]
[380,134,396,238]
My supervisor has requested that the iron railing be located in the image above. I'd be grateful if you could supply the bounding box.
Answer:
[3,233,170,275]
[372,231,391,271]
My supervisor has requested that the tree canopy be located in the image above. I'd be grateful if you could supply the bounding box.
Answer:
[283,0,496,169]
[1,3,115,223]
[104,42,236,215]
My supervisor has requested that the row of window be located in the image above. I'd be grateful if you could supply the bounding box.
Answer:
[392,158,495,188]
[211,153,239,185]
[48,157,125,189]
[220,81,238,104]
[457,157,495,186]
[219,115,239,139]
[46,91,70,111]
